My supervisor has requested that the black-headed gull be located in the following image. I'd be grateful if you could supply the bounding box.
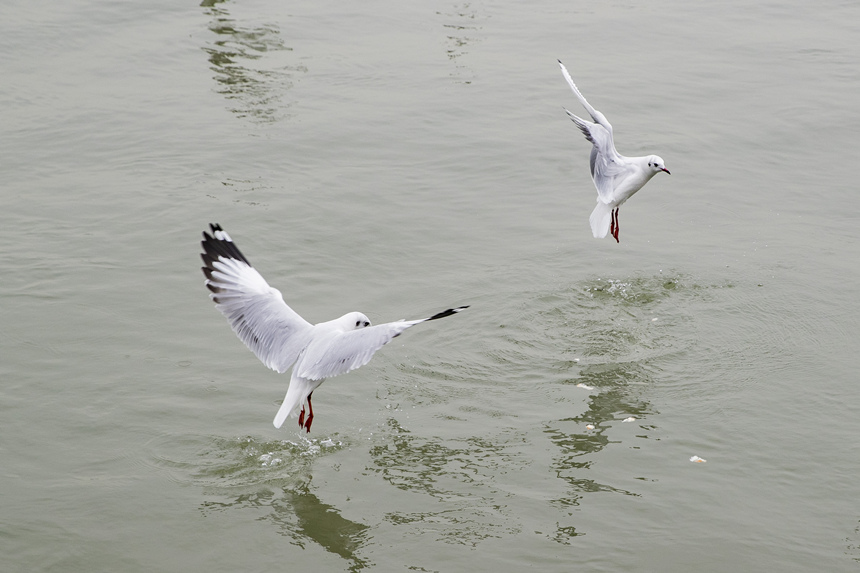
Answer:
[200,224,468,432]
[558,60,670,243]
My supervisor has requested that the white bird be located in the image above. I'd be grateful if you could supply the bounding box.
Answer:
[558,59,670,243]
[200,224,468,432]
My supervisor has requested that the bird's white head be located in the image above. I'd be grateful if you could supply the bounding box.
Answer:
[647,155,670,175]
[342,311,372,330]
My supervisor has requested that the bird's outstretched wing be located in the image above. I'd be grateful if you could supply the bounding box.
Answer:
[201,224,314,373]
[558,60,613,133]
[296,306,469,381]
[558,60,628,202]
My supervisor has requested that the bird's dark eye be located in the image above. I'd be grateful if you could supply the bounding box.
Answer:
[355,320,360,327]
[363,321,370,327]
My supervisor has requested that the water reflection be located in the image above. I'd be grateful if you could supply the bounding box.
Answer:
[847,520,860,563]
[545,365,655,543]
[200,0,305,122]
[189,435,370,571]
[201,482,370,571]
[368,418,521,546]
[437,2,485,83]
[532,275,702,543]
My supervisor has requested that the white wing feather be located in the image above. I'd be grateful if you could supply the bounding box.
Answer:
[558,60,613,133]
[296,320,422,381]
[558,60,632,203]
[564,111,630,202]
[202,228,314,373]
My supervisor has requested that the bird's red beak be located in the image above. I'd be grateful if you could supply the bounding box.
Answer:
[662,168,671,174]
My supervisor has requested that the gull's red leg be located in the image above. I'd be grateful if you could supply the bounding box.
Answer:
[610,209,616,238]
[298,406,305,429]
[304,392,314,433]
[613,208,620,243]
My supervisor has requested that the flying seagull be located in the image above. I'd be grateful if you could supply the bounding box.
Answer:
[558,59,670,242]
[200,224,468,432]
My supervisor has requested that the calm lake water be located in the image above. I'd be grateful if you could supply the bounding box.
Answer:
[3,0,860,571]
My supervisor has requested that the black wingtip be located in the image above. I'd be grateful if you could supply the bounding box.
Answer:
[426,305,469,322]
[202,223,222,240]
[200,223,252,267]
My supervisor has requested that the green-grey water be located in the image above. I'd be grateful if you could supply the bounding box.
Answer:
[3,0,860,571]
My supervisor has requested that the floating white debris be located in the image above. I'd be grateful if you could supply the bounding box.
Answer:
[622,417,636,423]
[586,424,595,430]
[689,456,706,463]
[573,358,580,363]
[651,317,659,322]
[576,383,595,390]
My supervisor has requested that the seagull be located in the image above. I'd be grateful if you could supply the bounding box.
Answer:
[200,224,468,432]
[558,59,670,243]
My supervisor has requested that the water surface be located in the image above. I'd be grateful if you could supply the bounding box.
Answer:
[2,0,860,571]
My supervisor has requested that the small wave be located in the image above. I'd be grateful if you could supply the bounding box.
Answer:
[141,432,346,489]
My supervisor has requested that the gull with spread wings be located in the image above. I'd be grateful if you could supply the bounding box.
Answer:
[200,224,468,432]
[559,59,670,242]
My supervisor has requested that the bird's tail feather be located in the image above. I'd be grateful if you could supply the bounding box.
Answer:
[589,202,612,239]
[273,376,314,429]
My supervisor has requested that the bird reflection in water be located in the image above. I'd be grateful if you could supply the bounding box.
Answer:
[201,482,371,571]
[545,363,657,544]
[200,0,305,122]
[195,435,370,571]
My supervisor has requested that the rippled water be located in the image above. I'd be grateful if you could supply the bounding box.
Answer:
[3,0,860,571]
